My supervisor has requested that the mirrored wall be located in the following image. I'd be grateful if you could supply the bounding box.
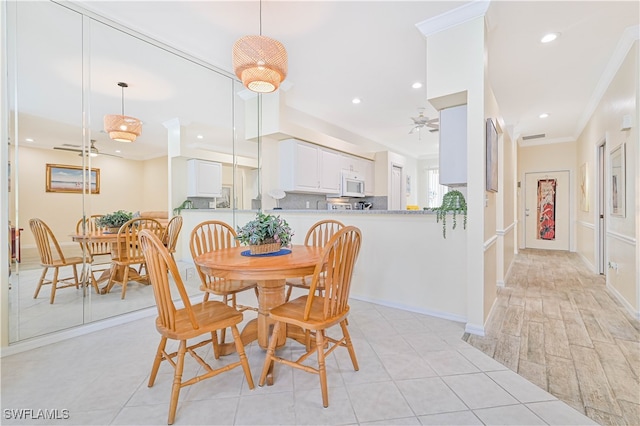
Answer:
[6,1,260,343]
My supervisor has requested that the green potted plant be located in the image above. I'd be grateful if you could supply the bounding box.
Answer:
[236,212,294,254]
[95,210,133,233]
[430,190,467,239]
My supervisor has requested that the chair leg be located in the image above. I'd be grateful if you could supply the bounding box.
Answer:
[231,325,255,389]
[316,329,329,408]
[120,266,130,299]
[340,320,359,371]
[72,264,80,289]
[167,340,186,425]
[49,267,60,304]
[211,331,220,360]
[33,267,48,299]
[285,284,293,302]
[258,321,282,386]
[149,337,167,387]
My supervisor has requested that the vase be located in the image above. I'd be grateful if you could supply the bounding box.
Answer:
[249,242,281,255]
[105,227,120,234]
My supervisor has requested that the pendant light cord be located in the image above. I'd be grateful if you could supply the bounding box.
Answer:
[259,0,262,36]
[121,85,125,116]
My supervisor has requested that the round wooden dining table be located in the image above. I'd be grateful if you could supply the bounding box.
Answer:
[194,244,323,352]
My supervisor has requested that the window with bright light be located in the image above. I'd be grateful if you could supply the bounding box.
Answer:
[427,168,448,208]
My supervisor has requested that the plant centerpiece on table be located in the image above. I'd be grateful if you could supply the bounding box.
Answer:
[95,210,133,232]
[236,212,294,255]
[430,190,467,239]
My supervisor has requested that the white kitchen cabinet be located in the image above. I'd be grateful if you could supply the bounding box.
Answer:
[279,139,342,194]
[341,154,375,195]
[187,159,222,197]
[439,104,467,187]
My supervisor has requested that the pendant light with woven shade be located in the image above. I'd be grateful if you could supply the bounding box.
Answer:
[232,0,287,93]
[104,82,142,142]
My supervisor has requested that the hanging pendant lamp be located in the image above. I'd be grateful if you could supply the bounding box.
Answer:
[104,82,142,142]
[232,1,287,93]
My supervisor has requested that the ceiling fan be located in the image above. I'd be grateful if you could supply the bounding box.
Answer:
[54,140,122,158]
[409,108,439,139]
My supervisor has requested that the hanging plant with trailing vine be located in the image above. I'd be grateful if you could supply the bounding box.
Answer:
[430,190,467,238]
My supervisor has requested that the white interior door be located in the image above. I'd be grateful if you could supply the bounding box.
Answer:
[525,171,570,250]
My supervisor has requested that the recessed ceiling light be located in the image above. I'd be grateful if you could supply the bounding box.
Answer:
[539,113,549,119]
[540,33,559,43]
[25,138,34,142]
[352,98,361,104]
[412,82,422,89]
[115,150,122,153]
[197,134,204,139]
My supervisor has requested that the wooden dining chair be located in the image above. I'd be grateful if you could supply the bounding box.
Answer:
[190,220,258,346]
[75,214,110,293]
[160,215,183,260]
[106,217,163,299]
[284,219,344,302]
[29,218,84,304]
[138,230,254,425]
[259,226,362,408]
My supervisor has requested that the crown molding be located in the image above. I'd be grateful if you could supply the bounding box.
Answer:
[573,24,640,139]
[416,0,490,37]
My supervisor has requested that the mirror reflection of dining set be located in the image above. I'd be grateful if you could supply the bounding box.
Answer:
[30,215,363,424]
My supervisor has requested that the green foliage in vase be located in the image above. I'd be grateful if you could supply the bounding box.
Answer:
[236,212,294,246]
[430,190,467,238]
[95,210,133,229]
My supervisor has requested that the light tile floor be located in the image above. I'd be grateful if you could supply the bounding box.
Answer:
[465,249,640,426]
[1,297,597,425]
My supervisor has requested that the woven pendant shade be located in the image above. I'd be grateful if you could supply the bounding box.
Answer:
[232,35,287,93]
[104,82,141,142]
[103,115,142,142]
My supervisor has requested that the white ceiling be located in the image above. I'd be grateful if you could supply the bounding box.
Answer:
[16,1,640,160]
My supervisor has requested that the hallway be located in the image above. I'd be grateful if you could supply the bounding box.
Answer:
[465,249,640,425]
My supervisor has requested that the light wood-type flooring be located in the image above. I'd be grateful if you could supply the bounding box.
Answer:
[465,249,640,426]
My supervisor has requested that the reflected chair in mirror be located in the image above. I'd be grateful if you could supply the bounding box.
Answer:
[139,230,254,425]
[190,220,258,346]
[75,214,110,293]
[259,226,362,407]
[29,218,84,304]
[284,219,345,302]
[160,215,183,261]
[106,217,163,299]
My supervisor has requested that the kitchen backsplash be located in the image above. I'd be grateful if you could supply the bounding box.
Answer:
[279,192,387,210]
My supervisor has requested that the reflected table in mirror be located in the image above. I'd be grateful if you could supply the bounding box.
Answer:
[71,231,149,294]
[194,244,323,384]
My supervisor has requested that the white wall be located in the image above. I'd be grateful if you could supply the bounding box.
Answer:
[576,40,638,316]
[15,146,168,247]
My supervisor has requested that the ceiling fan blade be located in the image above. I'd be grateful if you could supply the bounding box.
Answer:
[54,146,83,153]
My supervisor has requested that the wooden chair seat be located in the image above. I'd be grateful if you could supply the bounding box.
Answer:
[259,226,362,408]
[139,229,254,425]
[155,300,244,341]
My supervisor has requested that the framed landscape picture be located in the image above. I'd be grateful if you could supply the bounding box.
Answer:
[486,118,498,192]
[46,164,100,194]
[610,144,625,217]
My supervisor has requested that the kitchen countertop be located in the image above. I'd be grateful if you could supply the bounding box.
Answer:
[179,208,435,215]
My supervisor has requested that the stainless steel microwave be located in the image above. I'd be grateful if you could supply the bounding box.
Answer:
[341,171,365,197]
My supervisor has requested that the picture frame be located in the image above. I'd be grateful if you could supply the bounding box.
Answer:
[46,164,100,194]
[580,162,589,212]
[486,118,498,192]
[216,185,232,209]
[610,144,625,217]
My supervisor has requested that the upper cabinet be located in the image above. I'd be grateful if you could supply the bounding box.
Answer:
[279,139,342,194]
[439,104,467,187]
[341,153,375,195]
[187,159,222,197]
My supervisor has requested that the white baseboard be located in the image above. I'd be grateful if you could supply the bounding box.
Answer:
[350,294,467,324]
[577,251,597,273]
[464,323,485,336]
[606,283,640,321]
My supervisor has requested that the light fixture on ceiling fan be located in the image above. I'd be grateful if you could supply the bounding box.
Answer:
[232,0,288,93]
[104,82,142,142]
[409,108,439,140]
[53,140,122,158]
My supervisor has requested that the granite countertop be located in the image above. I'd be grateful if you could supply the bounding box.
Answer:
[268,209,435,215]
